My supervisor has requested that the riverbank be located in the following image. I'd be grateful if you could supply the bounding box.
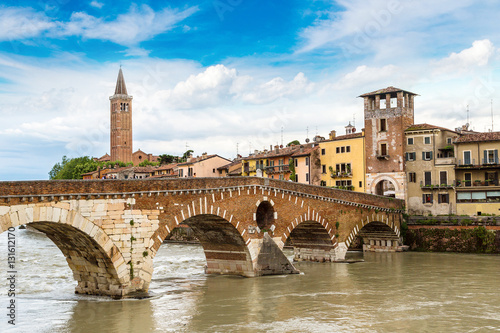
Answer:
[404,216,500,253]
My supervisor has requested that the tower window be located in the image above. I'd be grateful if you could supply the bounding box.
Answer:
[380,143,387,156]
[380,119,387,132]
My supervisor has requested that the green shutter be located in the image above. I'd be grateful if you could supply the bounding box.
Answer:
[484,150,488,164]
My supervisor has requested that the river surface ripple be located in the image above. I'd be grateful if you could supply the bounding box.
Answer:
[1,228,500,332]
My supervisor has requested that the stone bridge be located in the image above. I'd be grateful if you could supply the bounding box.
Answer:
[0,177,404,298]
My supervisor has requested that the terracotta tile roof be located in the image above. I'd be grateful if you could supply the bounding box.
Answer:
[178,154,231,166]
[455,131,500,143]
[291,145,319,157]
[217,160,241,170]
[320,132,363,143]
[157,163,178,171]
[359,86,417,97]
[243,144,317,160]
[405,123,457,133]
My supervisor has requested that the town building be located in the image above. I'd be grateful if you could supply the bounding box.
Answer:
[217,160,242,177]
[291,144,321,185]
[360,86,417,199]
[177,153,232,177]
[150,163,179,178]
[454,131,500,215]
[318,127,365,192]
[103,166,156,180]
[405,124,458,215]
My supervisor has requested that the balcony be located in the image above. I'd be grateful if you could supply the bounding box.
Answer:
[456,159,500,170]
[265,165,290,174]
[330,172,353,179]
[435,157,456,165]
[455,179,499,188]
[420,181,455,190]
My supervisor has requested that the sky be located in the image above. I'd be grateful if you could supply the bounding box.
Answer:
[1,0,500,180]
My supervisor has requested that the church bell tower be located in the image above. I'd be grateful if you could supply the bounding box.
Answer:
[110,68,133,163]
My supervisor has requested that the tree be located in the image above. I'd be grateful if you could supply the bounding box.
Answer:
[49,156,98,179]
[181,150,194,162]
[287,140,300,146]
[138,160,159,167]
[158,154,178,165]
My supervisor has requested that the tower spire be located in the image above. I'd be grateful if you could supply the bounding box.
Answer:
[114,68,128,95]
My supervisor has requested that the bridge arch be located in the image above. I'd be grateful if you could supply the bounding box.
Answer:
[345,214,401,252]
[256,200,275,231]
[0,204,129,298]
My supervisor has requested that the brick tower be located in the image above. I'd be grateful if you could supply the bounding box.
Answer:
[359,86,417,199]
[110,68,133,163]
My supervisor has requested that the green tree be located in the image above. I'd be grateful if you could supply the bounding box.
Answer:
[287,140,300,146]
[49,156,98,179]
[138,160,159,167]
[158,154,178,165]
[181,150,194,162]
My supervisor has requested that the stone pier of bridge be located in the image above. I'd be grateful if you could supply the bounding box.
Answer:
[0,177,404,298]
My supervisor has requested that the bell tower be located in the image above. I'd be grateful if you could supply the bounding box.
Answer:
[110,68,133,163]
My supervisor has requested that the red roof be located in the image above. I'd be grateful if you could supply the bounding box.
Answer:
[405,123,457,133]
[455,131,500,143]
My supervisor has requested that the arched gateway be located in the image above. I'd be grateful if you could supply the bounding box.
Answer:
[0,177,403,298]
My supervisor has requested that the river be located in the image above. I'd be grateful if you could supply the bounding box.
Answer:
[1,227,500,332]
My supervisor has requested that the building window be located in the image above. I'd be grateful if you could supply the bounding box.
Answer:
[336,147,340,154]
[439,171,447,186]
[424,171,432,186]
[406,152,416,161]
[295,159,298,167]
[409,172,416,183]
[422,151,433,160]
[188,168,193,177]
[335,163,351,174]
[321,148,326,155]
[438,193,449,204]
[213,168,216,173]
[463,151,471,165]
[447,137,452,144]
[359,181,362,188]
[336,181,341,186]
[380,143,387,156]
[424,137,431,144]
[306,157,309,166]
[306,173,309,182]
[341,146,345,153]
[322,165,326,174]
[346,146,351,153]
[407,137,414,145]
[464,173,472,187]
[380,118,387,132]
[484,149,498,164]
[422,193,433,204]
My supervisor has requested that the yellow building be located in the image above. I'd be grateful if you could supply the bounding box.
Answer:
[454,131,500,215]
[318,127,366,192]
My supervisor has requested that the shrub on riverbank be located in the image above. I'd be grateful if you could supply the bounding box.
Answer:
[405,226,499,253]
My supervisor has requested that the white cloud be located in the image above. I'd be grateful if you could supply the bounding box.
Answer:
[162,65,314,109]
[0,4,198,47]
[433,39,496,75]
[297,0,477,57]
[90,1,104,9]
[53,4,198,46]
[0,6,54,41]
[334,65,399,89]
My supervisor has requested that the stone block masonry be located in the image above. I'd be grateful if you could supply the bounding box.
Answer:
[0,177,404,298]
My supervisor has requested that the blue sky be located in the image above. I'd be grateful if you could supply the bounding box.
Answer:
[1,0,500,180]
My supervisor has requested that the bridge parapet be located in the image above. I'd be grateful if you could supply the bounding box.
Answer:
[0,177,405,298]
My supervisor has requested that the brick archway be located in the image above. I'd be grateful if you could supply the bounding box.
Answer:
[0,204,129,298]
[345,213,401,250]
